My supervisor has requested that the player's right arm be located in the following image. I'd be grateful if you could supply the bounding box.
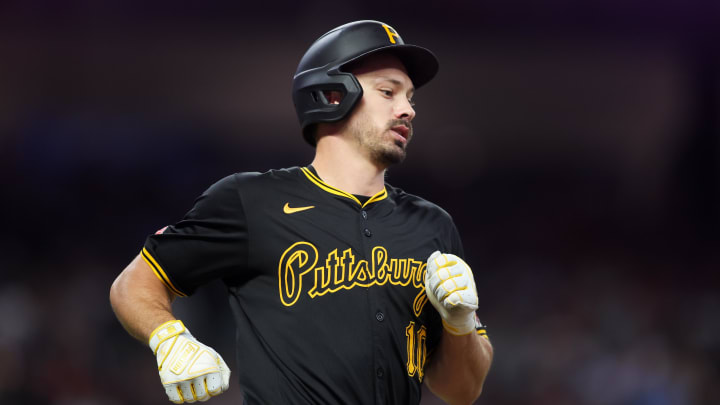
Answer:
[110,253,176,342]
[110,254,230,403]
[111,175,246,402]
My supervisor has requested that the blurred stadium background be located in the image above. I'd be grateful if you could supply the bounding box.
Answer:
[1,1,718,404]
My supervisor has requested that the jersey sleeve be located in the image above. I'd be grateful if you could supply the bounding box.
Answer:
[142,174,248,296]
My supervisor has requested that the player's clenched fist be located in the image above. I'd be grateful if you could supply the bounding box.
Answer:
[425,251,479,335]
[149,320,230,403]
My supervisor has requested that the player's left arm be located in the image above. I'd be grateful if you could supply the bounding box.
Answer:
[423,251,493,405]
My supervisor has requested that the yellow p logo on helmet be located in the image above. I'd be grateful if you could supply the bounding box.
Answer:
[382,24,400,44]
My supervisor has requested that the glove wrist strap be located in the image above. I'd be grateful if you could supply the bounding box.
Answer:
[149,320,186,354]
[442,317,476,336]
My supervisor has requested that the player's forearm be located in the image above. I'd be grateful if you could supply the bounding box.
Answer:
[425,331,493,405]
[109,254,177,343]
[110,283,175,343]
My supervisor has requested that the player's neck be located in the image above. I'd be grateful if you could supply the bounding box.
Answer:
[311,140,386,197]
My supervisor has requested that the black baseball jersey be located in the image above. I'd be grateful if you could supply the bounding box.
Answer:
[142,166,465,404]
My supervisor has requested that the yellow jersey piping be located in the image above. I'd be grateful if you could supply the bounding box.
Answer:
[300,167,387,208]
[141,247,188,297]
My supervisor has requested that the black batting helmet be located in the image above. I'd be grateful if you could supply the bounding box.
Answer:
[292,20,439,146]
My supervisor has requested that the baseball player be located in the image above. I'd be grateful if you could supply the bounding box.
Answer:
[110,20,493,405]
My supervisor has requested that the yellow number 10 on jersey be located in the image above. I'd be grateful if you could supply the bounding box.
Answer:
[405,321,428,382]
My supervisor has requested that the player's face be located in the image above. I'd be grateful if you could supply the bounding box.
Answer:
[345,54,416,167]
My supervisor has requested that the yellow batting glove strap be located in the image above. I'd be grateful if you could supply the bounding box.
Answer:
[149,320,186,355]
[442,319,475,336]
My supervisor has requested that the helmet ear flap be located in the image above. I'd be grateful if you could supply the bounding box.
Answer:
[294,70,364,145]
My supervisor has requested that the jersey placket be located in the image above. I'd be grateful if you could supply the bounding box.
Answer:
[357,202,390,405]
[300,166,392,403]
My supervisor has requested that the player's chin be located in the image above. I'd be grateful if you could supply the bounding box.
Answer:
[383,147,407,165]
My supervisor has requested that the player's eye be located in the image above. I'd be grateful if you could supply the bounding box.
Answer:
[408,99,416,107]
[380,89,393,97]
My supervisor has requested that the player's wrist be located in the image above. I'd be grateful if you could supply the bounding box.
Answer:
[442,313,489,337]
[149,319,187,354]
[441,315,477,336]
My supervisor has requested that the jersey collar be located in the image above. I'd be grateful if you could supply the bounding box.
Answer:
[301,166,388,208]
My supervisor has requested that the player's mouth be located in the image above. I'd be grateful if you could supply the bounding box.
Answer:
[389,122,412,145]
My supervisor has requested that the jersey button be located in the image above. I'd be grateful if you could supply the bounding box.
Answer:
[363,228,372,237]
[376,367,384,379]
[375,311,384,322]
[361,210,367,219]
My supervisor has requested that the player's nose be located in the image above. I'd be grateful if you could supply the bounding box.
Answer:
[394,98,416,121]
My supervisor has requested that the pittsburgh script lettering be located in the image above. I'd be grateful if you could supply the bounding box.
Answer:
[278,242,426,307]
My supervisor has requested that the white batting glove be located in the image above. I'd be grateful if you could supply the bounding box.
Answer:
[149,320,230,403]
[425,251,479,335]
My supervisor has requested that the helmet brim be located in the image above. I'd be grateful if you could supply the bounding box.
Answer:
[338,44,439,89]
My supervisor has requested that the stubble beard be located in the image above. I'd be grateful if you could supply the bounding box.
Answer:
[349,115,413,167]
